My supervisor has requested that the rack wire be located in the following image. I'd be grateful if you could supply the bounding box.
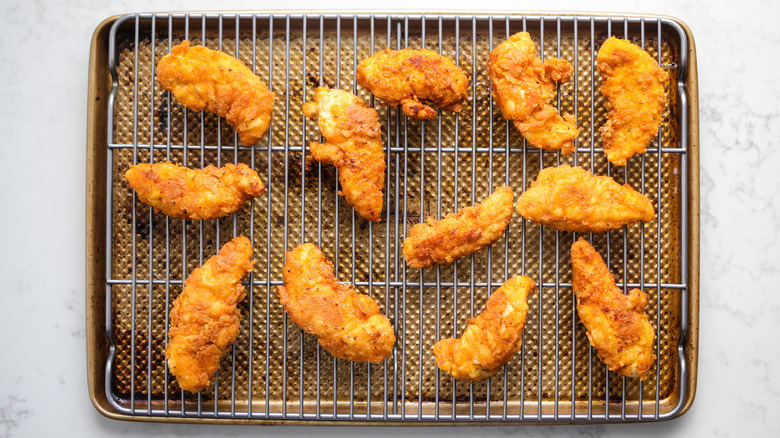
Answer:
[103,12,691,423]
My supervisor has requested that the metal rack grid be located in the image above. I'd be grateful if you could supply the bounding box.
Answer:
[103,12,690,423]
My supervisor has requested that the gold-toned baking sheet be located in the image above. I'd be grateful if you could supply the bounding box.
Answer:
[86,12,699,424]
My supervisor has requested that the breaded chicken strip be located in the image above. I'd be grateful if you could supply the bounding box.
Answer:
[302,87,385,222]
[434,276,535,382]
[403,186,513,268]
[490,32,578,154]
[515,165,654,232]
[571,238,655,379]
[357,48,468,120]
[166,237,255,392]
[277,243,395,363]
[597,37,668,165]
[125,161,265,220]
[156,41,275,146]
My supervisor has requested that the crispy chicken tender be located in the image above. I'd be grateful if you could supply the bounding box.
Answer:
[125,161,265,220]
[515,165,654,232]
[302,87,385,222]
[156,41,275,146]
[166,237,255,392]
[403,186,514,268]
[489,32,578,154]
[277,243,396,363]
[571,238,655,379]
[597,37,668,165]
[356,48,468,120]
[434,276,535,382]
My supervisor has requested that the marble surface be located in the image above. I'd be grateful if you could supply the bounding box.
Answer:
[1,0,779,436]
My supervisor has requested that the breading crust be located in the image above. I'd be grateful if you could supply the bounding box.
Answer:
[277,243,396,363]
[597,37,668,165]
[156,41,275,146]
[515,165,654,232]
[402,186,514,268]
[302,87,385,222]
[357,48,468,120]
[165,237,255,392]
[571,238,655,379]
[434,276,536,382]
[125,161,265,220]
[489,32,578,154]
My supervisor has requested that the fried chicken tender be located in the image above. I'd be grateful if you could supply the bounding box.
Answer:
[403,186,514,269]
[125,161,265,220]
[356,48,468,120]
[434,276,535,382]
[489,32,578,154]
[515,165,654,232]
[302,87,385,222]
[571,238,655,379]
[277,243,396,363]
[597,37,668,165]
[166,237,255,392]
[156,41,275,146]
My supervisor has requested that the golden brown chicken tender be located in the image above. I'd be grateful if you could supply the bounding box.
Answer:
[597,37,668,166]
[515,165,654,232]
[302,87,385,222]
[489,32,578,154]
[125,161,265,220]
[403,186,514,268]
[156,41,275,146]
[571,238,655,379]
[434,276,535,382]
[166,236,255,392]
[356,48,468,120]
[277,243,395,363]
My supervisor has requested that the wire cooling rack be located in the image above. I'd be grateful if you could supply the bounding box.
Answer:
[91,12,698,423]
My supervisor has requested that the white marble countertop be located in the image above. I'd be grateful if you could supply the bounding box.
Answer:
[1,0,778,436]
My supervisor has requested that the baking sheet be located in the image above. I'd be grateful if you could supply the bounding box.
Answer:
[86,12,699,423]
